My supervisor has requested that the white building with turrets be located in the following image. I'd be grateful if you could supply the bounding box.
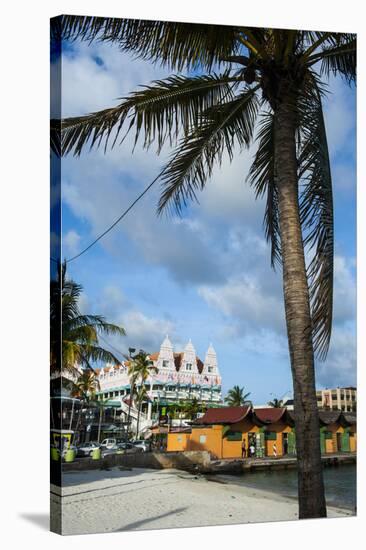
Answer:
[96,337,222,417]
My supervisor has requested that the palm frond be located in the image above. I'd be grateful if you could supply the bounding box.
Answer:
[77,344,123,366]
[308,37,356,84]
[50,119,61,156]
[61,72,240,156]
[59,16,240,71]
[248,113,281,267]
[298,89,334,360]
[157,86,260,215]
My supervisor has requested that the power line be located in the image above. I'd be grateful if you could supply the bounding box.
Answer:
[98,334,127,361]
[63,162,170,264]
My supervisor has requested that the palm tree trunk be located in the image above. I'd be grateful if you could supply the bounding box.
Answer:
[97,406,103,443]
[136,400,141,439]
[274,96,326,519]
[126,382,134,442]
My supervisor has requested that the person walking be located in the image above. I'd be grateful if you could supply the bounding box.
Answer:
[241,439,247,458]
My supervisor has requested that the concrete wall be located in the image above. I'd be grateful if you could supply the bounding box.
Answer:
[166,433,190,452]
[63,450,211,473]
[188,425,223,458]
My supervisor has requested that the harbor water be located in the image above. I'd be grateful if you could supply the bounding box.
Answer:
[222,464,356,511]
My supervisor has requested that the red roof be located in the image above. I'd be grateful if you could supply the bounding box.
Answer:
[254,408,287,424]
[194,406,250,425]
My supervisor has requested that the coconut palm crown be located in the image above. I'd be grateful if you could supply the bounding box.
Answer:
[52,18,356,519]
[225,385,252,407]
[71,370,101,402]
[56,22,355,360]
[267,397,284,408]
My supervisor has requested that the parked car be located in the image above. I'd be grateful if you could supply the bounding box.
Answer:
[132,440,151,452]
[101,442,143,458]
[77,442,100,457]
[116,442,144,455]
[100,438,127,450]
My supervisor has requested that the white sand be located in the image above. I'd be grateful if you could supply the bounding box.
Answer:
[51,467,353,535]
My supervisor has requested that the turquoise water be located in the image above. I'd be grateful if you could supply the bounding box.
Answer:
[222,464,356,511]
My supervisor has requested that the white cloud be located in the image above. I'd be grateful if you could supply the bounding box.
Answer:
[118,310,175,353]
[198,273,285,334]
[316,324,356,387]
[63,229,81,257]
[333,254,356,323]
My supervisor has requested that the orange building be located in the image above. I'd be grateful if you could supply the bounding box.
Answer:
[317,410,357,453]
[166,406,356,459]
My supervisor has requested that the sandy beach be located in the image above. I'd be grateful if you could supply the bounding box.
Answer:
[50,467,353,535]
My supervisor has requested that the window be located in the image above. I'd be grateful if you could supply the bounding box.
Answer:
[186,363,192,371]
[265,432,277,441]
[162,360,169,368]
[199,435,206,444]
[208,366,213,373]
[226,432,242,441]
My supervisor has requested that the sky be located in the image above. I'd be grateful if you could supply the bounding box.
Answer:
[52,32,356,405]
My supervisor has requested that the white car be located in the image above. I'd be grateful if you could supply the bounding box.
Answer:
[100,438,118,449]
[132,440,151,452]
[77,442,100,457]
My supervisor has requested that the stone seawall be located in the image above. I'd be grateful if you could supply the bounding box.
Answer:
[62,451,356,475]
[62,450,211,473]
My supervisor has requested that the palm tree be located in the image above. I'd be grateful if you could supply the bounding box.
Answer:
[182,398,201,420]
[50,262,126,378]
[55,19,356,519]
[135,384,148,438]
[94,398,110,444]
[71,370,100,402]
[268,397,284,408]
[125,350,158,438]
[225,385,251,407]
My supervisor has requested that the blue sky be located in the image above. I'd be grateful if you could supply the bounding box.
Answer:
[53,34,356,405]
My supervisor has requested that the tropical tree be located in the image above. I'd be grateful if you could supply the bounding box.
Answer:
[182,397,202,420]
[94,398,110,444]
[125,350,158,438]
[135,384,148,437]
[268,397,284,408]
[50,262,126,377]
[55,19,356,519]
[225,385,251,407]
[71,369,100,402]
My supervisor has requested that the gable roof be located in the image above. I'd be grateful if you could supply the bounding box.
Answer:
[254,408,287,424]
[318,410,342,425]
[194,406,250,425]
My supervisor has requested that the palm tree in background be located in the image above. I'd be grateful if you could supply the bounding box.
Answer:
[125,350,158,437]
[182,397,201,420]
[268,397,284,408]
[71,370,100,402]
[50,262,126,377]
[53,18,356,519]
[225,385,252,407]
[135,384,148,437]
